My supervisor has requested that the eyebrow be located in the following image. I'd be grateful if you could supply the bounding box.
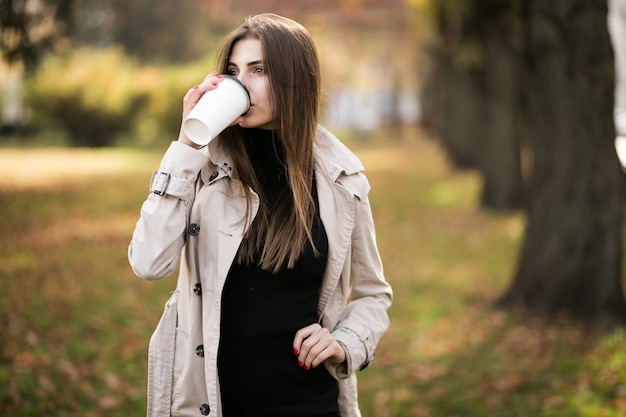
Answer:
[228,60,264,67]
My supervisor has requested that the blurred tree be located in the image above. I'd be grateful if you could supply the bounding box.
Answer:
[477,0,524,209]
[422,0,524,210]
[71,0,216,63]
[0,0,74,72]
[497,0,626,326]
[68,0,410,64]
[427,1,484,169]
[0,0,224,69]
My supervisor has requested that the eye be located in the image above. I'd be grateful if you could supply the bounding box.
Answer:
[227,67,239,76]
[253,66,264,74]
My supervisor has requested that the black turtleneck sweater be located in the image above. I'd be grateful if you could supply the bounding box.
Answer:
[217,129,339,417]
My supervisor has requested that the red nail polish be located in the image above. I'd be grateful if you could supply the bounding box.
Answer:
[303,365,309,371]
[294,349,299,356]
[216,75,223,79]
[211,82,218,86]
[193,85,199,90]
[298,361,303,367]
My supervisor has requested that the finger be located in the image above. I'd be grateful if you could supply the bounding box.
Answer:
[294,324,321,369]
[310,339,346,368]
[307,343,337,369]
[293,323,319,356]
[181,85,204,117]
[202,70,219,83]
[184,77,219,101]
[181,72,223,117]
[197,73,224,92]
[298,328,346,370]
[300,328,333,370]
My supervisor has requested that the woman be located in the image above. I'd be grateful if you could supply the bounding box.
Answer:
[129,13,392,417]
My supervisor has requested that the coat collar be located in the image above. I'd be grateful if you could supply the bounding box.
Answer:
[200,138,235,184]
[200,124,365,184]
[313,125,364,182]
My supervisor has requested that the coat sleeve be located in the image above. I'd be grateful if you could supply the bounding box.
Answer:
[328,177,393,379]
[128,141,210,280]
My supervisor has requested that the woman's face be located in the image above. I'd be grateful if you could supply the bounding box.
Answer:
[227,38,274,130]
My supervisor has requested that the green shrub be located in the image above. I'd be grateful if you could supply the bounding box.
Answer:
[22,47,218,147]
[131,59,216,145]
[22,47,144,147]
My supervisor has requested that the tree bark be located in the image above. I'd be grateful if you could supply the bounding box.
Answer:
[430,5,483,170]
[427,1,525,208]
[497,0,626,326]
[440,56,485,169]
[479,6,524,210]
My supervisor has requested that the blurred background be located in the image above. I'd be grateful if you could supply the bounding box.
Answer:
[3,0,626,416]
[0,0,426,147]
[1,1,624,149]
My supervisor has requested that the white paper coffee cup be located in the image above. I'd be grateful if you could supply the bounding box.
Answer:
[182,75,251,146]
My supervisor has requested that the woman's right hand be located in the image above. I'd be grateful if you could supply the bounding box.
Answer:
[177,71,224,148]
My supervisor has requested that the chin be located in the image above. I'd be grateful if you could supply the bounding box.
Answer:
[240,119,274,130]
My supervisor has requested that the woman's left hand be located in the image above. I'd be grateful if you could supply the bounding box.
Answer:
[293,323,346,370]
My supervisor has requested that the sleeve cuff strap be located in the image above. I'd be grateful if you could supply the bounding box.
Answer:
[149,170,194,201]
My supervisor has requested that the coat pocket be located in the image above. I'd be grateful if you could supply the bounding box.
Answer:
[170,326,190,413]
[146,290,179,417]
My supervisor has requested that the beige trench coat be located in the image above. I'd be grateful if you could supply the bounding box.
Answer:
[128,125,392,417]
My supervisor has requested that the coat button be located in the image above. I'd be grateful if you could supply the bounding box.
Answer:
[188,223,200,235]
[199,403,210,415]
[196,344,204,357]
[193,283,202,296]
[209,171,218,181]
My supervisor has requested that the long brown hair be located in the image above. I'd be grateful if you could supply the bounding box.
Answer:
[216,14,321,272]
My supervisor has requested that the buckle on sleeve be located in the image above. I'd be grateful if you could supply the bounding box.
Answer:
[152,172,171,196]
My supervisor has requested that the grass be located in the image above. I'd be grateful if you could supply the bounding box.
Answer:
[1,132,626,416]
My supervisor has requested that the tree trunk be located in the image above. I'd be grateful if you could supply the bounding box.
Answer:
[440,57,484,169]
[479,6,524,210]
[497,0,626,326]
[430,5,483,170]
[428,1,525,208]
